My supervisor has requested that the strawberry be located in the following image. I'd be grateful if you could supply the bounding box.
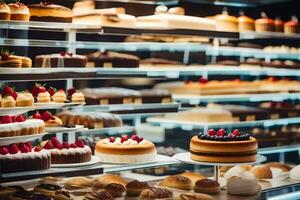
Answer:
[19,144,29,153]
[70,143,77,148]
[56,142,63,150]
[62,142,70,149]
[48,87,56,96]
[51,137,62,148]
[33,112,42,119]
[41,111,55,121]
[121,135,128,143]
[109,137,115,143]
[34,146,42,152]
[8,144,19,154]
[11,91,17,100]
[216,129,226,137]
[0,146,8,155]
[67,88,76,97]
[2,86,14,97]
[208,129,216,136]
[131,134,139,141]
[136,136,144,143]
[15,114,26,122]
[25,142,32,152]
[199,77,208,84]
[44,141,54,149]
[232,129,240,136]
[32,83,47,97]
[75,139,85,148]
[1,116,12,124]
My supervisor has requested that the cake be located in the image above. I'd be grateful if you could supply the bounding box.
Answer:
[28,2,73,23]
[52,89,67,103]
[238,13,254,32]
[8,2,29,21]
[0,50,22,68]
[255,13,274,32]
[32,111,63,127]
[274,17,284,32]
[34,52,87,68]
[57,111,122,129]
[16,92,34,107]
[0,143,51,173]
[86,51,139,68]
[284,16,299,34]
[190,129,258,163]
[0,3,10,20]
[0,116,45,137]
[37,91,51,103]
[1,95,16,107]
[43,137,92,164]
[214,10,238,32]
[95,134,157,163]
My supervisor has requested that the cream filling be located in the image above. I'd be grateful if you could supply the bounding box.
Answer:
[95,151,156,164]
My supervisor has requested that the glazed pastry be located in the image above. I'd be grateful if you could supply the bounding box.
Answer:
[0,3,10,20]
[159,175,192,190]
[64,177,93,190]
[126,180,149,196]
[71,92,85,104]
[177,193,215,200]
[104,183,126,197]
[93,174,128,188]
[250,165,273,179]
[1,95,16,107]
[274,17,284,32]
[8,2,30,21]
[52,89,67,103]
[34,184,62,197]
[284,16,299,34]
[139,187,173,200]
[37,91,51,103]
[194,179,220,194]
[84,190,113,200]
[238,12,254,32]
[180,171,206,185]
[16,92,34,107]
[53,189,72,200]
[255,12,274,32]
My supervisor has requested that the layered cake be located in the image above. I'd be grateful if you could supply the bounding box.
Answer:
[86,51,139,68]
[28,2,73,23]
[8,2,30,21]
[0,116,45,137]
[95,135,157,163]
[0,3,10,20]
[43,137,92,164]
[190,129,258,163]
[34,52,87,68]
[57,111,123,129]
[214,10,238,32]
[0,142,51,173]
[32,111,63,127]
[0,50,32,68]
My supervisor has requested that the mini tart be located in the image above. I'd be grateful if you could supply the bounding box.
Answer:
[16,92,34,107]
[159,175,193,190]
[0,3,10,20]
[44,116,63,127]
[37,91,51,103]
[28,3,73,23]
[52,90,67,103]
[0,55,22,68]
[1,95,16,107]
[71,92,85,104]
[190,136,258,163]
[8,3,30,21]
[194,179,220,194]
[238,14,254,32]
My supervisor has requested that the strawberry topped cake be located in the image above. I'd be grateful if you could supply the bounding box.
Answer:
[95,134,157,164]
[42,137,92,164]
[32,111,63,127]
[0,142,51,173]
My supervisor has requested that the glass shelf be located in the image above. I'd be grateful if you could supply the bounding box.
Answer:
[258,144,300,155]
[147,116,300,129]
[182,0,295,7]
[173,93,300,104]
[240,31,300,40]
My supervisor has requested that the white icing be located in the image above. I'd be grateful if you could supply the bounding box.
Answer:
[0,119,44,135]
[0,149,49,160]
[95,151,156,164]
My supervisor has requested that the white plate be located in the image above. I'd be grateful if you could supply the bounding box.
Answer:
[0,132,47,146]
[173,152,267,166]
[45,125,84,133]
[51,156,100,168]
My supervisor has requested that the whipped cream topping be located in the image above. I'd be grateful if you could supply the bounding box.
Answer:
[0,149,50,160]
[103,138,148,145]
[0,119,45,133]
[49,145,91,155]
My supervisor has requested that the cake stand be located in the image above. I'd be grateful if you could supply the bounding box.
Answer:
[173,152,267,182]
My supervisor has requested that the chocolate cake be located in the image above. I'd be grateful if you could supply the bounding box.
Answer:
[34,53,87,68]
[86,51,139,68]
[140,89,172,103]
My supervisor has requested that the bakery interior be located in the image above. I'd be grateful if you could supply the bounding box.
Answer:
[2,0,300,199]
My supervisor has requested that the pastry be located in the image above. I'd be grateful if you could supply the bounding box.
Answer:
[84,190,113,200]
[214,10,238,32]
[8,2,29,21]
[250,165,273,179]
[238,12,254,32]
[86,51,139,68]
[52,89,67,103]
[34,184,62,197]
[284,16,300,34]
[40,111,63,127]
[155,5,168,15]
[104,183,126,197]
[0,53,22,68]
[180,171,206,185]
[64,177,93,190]
[190,129,258,163]
[72,0,95,15]
[40,176,62,185]
[274,17,284,32]
[37,91,51,103]
[159,175,193,190]
[226,171,261,196]
[34,52,87,68]
[224,165,252,180]
[71,92,85,104]
[265,162,291,172]
[53,189,72,200]
[0,3,10,20]
[194,179,220,194]
[255,13,274,32]
[16,92,34,107]
[1,95,16,107]
[28,2,73,23]
[43,138,92,164]
[94,174,128,188]
[0,143,50,173]
[290,164,300,181]
[139,187,173,200]
[177,193,215,200]
[0,186,23,199]
[95,135,157,164]
[126,180,149,196]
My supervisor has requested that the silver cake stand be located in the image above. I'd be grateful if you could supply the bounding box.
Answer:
[173,152,267,182]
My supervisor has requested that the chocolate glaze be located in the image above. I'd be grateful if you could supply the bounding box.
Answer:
[142,187,172,198]
[84,190,113,200]
[195,178,220,187]
[126,180,149,190]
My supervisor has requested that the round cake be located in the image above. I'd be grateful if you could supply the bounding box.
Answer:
[0,3,10,20]
[95,135,157,163]
[190,129,257,163]
[8,3,30,21]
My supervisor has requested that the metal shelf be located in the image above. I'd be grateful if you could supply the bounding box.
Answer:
[147,116,300,129]
[173,93,300,104]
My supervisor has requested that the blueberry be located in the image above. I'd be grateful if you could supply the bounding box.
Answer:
[210,135,216,141]
[204,135,211,140]
[223,136,229,141]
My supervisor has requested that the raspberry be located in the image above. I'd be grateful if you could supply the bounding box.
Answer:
[41,111,55,121]
[48,87,56,96]
[1,116,12,124]
[62,142,70,149]
[131,134,139,141]
[137,136,144,143]
[75,139,85,148]
[51,137,60,147]
[33,112,42,119]
[232,129,240,136]
[0,146,8,155]
[70,143,77,148]
[207,129,216,136]
[216,129,226,137]
[15,114,26,122]
[25,142,32,152]
[121,135,128,143]
[8,144,19,154]
[44,141,54,149]
[109,137,115,143]
[67,88,76,97]
[56,143,63,150]
[20,145,29,153]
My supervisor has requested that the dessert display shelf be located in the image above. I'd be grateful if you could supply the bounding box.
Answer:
[0,154,179,183]
[147,116,300,129]
[173,93,300,105]
[0,132,47,146]
[183,0,296,7]
[45,125,84,134]
[78,126,135,136]
[240,31,300,40]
